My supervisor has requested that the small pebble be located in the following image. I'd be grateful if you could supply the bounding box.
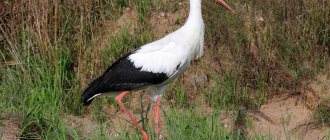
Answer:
[195,74,207,85]
[160,12,165,17]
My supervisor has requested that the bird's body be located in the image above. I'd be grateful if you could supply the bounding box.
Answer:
[82,0,205,104]
[82,0,234,139]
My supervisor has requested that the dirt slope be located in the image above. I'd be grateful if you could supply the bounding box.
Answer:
[246,73,330,139]
[0,115,22,140]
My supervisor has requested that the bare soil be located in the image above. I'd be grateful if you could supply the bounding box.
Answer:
[247,73,330,139]
[0,115,22,140]
[96,7,139,50]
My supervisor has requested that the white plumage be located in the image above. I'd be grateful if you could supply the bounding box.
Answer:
[128,0,205,100]
[129,23,204,75]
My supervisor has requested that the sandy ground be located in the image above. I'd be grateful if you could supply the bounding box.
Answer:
[245,74,330,139]
[0,115,22,140]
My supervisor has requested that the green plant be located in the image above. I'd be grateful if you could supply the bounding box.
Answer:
[314,99,330,127]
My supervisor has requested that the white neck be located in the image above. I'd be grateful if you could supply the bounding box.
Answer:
[179,0,204,59]
[185,0,203,26]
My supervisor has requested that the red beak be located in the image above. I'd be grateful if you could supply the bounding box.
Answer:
[215,0,235,13]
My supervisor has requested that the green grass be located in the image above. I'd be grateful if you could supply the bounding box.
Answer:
[0,40,74,138]
[314,99,330,127]
[163,108,237,140]
[0,0,329,139]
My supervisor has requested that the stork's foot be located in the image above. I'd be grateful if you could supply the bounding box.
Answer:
[115,91,149,140]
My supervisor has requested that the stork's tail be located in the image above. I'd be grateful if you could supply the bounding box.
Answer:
[81,76,103,106]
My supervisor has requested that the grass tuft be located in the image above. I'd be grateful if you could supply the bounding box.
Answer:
[314,99,330,127]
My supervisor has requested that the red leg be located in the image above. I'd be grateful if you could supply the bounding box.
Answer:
[115,91,149,140]
[153,96,161,138]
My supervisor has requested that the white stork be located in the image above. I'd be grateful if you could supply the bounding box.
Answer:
[82,0,234,139]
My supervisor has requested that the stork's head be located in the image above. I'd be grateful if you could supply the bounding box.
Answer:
[215,0,235,13]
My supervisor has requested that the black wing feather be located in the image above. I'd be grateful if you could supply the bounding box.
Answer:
[82,53,169,105]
